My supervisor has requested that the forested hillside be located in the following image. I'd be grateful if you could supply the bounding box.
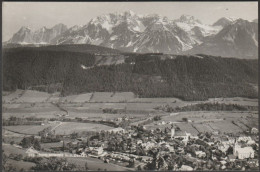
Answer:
[3,46,258,101]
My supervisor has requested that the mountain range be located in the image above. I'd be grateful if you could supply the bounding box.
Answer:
[5,10,258,58]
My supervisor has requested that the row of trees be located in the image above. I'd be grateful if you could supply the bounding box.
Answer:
[157,102,258,112]
[3,116,44,126]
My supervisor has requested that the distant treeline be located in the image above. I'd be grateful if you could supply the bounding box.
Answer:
[155,102,258,112]
[63,54,257,100]
[3,47,258,101]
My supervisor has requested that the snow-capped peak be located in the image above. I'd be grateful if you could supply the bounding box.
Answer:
[70,25,81,31]
[224,17,239,22]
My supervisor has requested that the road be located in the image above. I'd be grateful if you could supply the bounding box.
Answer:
[51,121,63,132]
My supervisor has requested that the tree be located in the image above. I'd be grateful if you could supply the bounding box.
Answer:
[226,146,233,155]
[20,136,41,150]
[70,132,78,139]
[34,139,41,150]
[14,154,23,161]
[4,164,17,172]
[32,157,79,171]
[2,152,7,170]
[137,165,142,171]
[128,159,135,168]
[85,162,89,171]
[153,116,161,121]
[182,118,188,122]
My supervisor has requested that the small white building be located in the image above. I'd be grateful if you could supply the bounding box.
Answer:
[237,136,252,143]
[171,128,191,142]
[108,127,125,134]
[170,113,179,116]
[233,142,254,159]
[137,140,143,145]
[195,151,206,158]
[179,165,193,171]
[26,147,39,157]
[218,144,230,153]
[251,128,258,134]
[91,147,103,156]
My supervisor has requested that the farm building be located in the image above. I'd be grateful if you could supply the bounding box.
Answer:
[170,113,179,116]
[179,165,193,171]
[26,147,39,157]
[91,147,104,155]
[171,128,191,142]
[251,127,258,134]
[195,150,206,158]
[108,127,125,134]
[233,141,254,159]
[237,136,252,142]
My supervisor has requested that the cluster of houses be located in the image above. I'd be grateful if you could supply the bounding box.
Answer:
[24,124,259,170]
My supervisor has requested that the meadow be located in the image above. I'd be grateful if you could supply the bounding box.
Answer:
[53,122,114,135]
[4,123,57,135]
[2,90,258,136]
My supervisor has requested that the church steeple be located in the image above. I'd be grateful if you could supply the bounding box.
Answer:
[171,127,175,139]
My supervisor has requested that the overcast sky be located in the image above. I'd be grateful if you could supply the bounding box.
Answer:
[2,1,258,41]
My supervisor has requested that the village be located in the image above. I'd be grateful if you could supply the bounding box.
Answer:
[23,122,259,171]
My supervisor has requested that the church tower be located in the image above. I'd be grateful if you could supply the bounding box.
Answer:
[233,138,239,156]
[171,126,175,139]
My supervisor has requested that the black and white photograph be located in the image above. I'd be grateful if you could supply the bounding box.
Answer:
[2,1,259,171]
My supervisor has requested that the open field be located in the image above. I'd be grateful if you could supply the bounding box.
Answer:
[65,111,150,121]
[2,144,28,157]
[5,159,36,171]
[2,112,58,119]
[2,129,27,144]
[2,143,132,171]
[207,97,258,106]
[109,92,136,102]
[66,157,133,171]
[4,123,57,135]
[143,111,258,134]
[175,123,200,135]
[4,90,257,105]
[90,92,114,102]
[2,90,258,137]
[15,90,51,103]
[193,123,214,133]
[53,122,114,135]
[2,89,25,103]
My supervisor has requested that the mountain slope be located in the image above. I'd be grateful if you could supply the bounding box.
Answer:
[7,24,68,44]
[186,19,258,59]
[213,17,238,27]
[3,45,258,100]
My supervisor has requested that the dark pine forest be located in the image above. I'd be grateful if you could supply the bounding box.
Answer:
[3,45,258,101]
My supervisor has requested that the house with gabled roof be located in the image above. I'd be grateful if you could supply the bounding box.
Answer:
[26,146,39,157]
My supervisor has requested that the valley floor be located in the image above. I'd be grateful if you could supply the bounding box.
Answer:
[2,90,259,171]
